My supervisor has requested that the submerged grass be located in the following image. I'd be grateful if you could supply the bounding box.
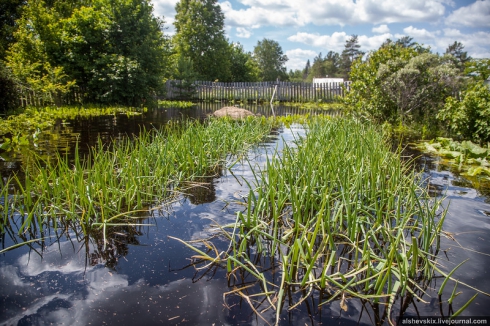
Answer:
[0,117,276,236]
[177,116,455,324]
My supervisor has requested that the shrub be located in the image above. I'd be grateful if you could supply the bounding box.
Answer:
[437,81,490,143]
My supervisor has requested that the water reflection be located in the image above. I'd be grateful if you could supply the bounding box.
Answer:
[1,115,490,325]
[0,103,324,178]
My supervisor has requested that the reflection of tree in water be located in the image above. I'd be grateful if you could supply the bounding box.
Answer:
[84,224,143,270]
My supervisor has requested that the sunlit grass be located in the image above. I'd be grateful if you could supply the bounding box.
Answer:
[157,100,195,108]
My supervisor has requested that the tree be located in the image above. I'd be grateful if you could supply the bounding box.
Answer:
[253,38,288,81]
[171,56,199,99]
[308,52,326,80]
[377,53,459,122]
[344,43,460,124]
[302,59,311,80]
[0,0,25,60]
[6,1,75,105]
[288,69,303,82]
[229,43,259,82]
[324,51,341,77]
[6,0,170,106]
[445,41,471,73]
[341,35,364,79]
[173,0,231,82]
[396,36,416,48]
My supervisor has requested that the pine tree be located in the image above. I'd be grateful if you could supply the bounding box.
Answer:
[341,35,364,79]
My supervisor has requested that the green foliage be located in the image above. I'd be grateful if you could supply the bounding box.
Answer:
[306,51,342,81]
[415,137,490,179]
[179,117,450,322]
[344,44,419,122]
[253,38,288,81]
[340,35,364,79]
[465,59,490,81]
[6,0,170,106]
[157,100,194,108]
[344,44,459,125]
[445,41,471,73]
[170,56,199,99]
[229,43,260,82]
[288,69,304,82]
[437,81,490,143]
[0,62,20,113]
[173,0,231,82]
[0,106,145,154]
[377,53,459,122]
[0,0,25,60]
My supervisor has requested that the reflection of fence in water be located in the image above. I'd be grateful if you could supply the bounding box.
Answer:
[165,80,351,102]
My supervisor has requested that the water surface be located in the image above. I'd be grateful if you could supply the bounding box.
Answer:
[1,105,489,325]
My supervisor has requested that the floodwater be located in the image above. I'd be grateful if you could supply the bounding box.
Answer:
[1,104,489,325]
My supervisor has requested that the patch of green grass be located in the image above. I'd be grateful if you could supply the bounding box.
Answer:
[157,100,195,108]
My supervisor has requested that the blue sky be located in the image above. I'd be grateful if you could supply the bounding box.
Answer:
[151,0,490,71]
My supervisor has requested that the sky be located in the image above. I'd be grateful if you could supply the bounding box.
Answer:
[151,0,490,72]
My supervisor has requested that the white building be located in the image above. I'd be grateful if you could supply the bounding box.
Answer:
[312,77,344,85]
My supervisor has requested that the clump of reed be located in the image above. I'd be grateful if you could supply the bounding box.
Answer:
[0,117,276,238]
[157,100,195,108]
[176,117,455,324]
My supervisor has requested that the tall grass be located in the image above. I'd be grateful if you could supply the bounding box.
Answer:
[178,116,450,324]
[0,117,276,236]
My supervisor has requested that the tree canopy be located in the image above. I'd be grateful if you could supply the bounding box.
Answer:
[6,0,170,106]
[253,38,288,82]
[341,35,364,78]
[173,0,231,82]
[344,43,459,124]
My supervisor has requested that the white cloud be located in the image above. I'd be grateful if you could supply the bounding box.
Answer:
[372,24,390,34]
[236,27,252,38]
[355,0,447,24]
[220,0,449,28]
[402,26,440,40]
[396,27,490,58]
[288,31,395,54]
[151,0,178,21]
[151,0,178,34]
[446,0,490,27]
[358,33,394,49]
[287,32,349,52]
[220,1,300,28]
[437,29,490,58]
[285,48,319,71]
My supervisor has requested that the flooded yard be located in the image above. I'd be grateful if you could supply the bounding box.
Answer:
[1,104,489,325]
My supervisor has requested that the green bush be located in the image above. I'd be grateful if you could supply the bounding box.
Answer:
[438,81,490,143]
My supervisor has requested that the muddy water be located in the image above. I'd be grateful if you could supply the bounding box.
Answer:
[1,106,490,325]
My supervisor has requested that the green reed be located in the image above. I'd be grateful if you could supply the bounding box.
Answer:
[0,117,276,236]
[177,116,455,324]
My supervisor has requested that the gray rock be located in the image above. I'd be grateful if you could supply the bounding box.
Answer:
[213,107,254,119]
